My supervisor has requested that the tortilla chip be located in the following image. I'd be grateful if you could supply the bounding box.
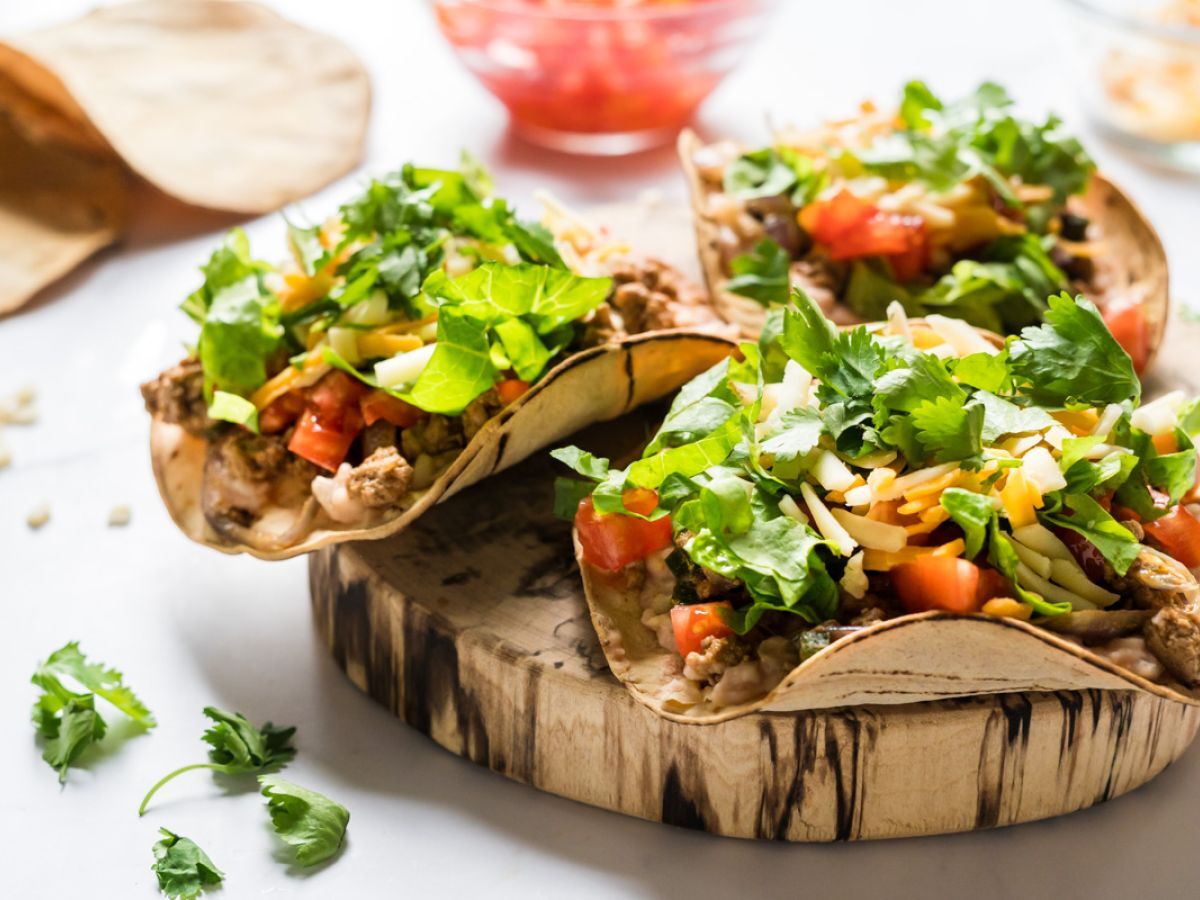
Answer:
[0,0,370,214]
[677,129,1171,368]
[0,113,126,314]
[150,331,736,560]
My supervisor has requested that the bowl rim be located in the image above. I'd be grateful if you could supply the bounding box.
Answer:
[430,0,772,23]
[1060,0,1200,46]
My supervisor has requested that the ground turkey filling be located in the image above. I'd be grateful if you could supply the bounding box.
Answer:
[626,531,1200,708]
[142,255,716,536]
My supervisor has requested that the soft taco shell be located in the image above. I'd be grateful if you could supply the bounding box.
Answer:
[151,331,736,561]
[0,0,370,214]
[0,112,127,314]
[678,129,1171,370]
[577,553,1200,724]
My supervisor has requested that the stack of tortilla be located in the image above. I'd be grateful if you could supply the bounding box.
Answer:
[0,0,371,314]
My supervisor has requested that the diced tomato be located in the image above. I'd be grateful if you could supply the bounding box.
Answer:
[891,557,985,615]
[287,372,367,471]
[360,389,424,429]
[670,602,735,658]
[496,378,530,406]
[799,190,930,280]
[1102,300,1149,374]
[976,567,1012,604]
[1143,505,1200,568]
[308,370,367,417]
[259,392,305,434]
[574,490,673,572]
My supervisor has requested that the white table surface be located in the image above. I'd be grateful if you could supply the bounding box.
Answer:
[4,1,1200,897]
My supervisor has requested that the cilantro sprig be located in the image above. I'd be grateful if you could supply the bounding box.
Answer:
[138,707,296,816]
[31,642,155,784]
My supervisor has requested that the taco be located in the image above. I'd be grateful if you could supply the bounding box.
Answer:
[679,80,1168,372]
[143,162,735,559]
[556,291,1200,722]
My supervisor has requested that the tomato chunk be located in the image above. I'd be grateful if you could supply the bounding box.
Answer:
[891,557,985,614]
[671,602,735,658]
[360,389,424,429]
[1102,300,1149,374]
[800,190,930,280]
[1144,505,1200,569]
[287,372,366,471]
[496,378,530,406]
[574,491,672,572]
[259,392,305,434]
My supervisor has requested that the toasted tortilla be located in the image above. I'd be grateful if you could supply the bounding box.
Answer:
[0,0,370,214]
[678,129,1171,369]
[151,331,736,560]
[577,550,1200,723]
[0,113,127,314]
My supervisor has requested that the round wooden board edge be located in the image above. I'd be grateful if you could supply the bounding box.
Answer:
[309,545,1200,842]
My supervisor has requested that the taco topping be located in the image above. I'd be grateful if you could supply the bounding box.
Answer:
[142,158,721,551]
[556,290,1200,711]
[686,81,1156,370]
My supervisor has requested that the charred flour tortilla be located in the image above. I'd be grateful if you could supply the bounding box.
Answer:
[679,82,1168,370]
[143,165,736,559]
[561,296,1200,723]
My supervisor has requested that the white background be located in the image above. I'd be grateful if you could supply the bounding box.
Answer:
[4,1,1200,898]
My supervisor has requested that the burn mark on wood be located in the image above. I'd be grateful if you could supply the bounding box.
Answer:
[661,763,709,832]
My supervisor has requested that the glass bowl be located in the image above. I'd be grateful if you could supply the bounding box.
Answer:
[1061,0,1200,172]
[432,0,775,155]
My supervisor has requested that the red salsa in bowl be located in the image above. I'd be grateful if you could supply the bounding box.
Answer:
[433,0,774,154]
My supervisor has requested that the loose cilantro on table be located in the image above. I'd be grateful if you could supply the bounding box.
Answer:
[151,829,224,900]
[138,707,296,816]
[259,776,350,867]
[31,642,155,784]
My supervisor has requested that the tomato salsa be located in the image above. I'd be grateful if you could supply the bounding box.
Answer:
[434,0,769,147]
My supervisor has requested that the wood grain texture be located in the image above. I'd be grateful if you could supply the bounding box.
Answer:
[309,410,1200,841]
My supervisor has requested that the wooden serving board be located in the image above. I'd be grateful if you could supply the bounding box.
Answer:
[309,205,1200,841]
[310,413,1200,841]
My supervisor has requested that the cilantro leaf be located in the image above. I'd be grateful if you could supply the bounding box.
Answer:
[152,828,224,900]
[553,476,596,521]
[1009,293,1140,407]
[911,396,984,464]
[974,390,1056,442]
[874,352,964,414]
[760,408,825,464]
[259,776,350,867]
[780,288,839,377]
[31,642,154,783]
[139,707,296,816]
[726,238,790,306]
[952,351,1011,393]
[723,147,823,205]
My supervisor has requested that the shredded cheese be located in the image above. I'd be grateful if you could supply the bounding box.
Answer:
[800,482,857,557]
